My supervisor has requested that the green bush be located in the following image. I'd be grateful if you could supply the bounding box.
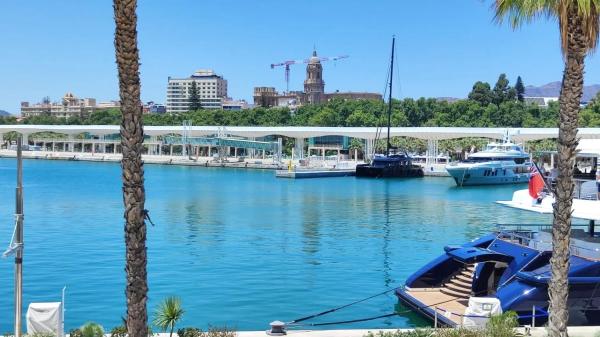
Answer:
[80,323,104,337]
[363,312,521,337]
[3,332,14,337]
[434,329,483,337]
[68,329,83,337]
[177,328,201,337]
[485,311,519,337]
[110,326,127,337]
[205,327,236,337]
[153,297,184,337]
[176,327,235,337]
[364,330,434,337]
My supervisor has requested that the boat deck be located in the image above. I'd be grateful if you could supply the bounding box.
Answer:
[404,288,468,326]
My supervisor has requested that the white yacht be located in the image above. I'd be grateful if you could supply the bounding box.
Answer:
[446,140,531,186]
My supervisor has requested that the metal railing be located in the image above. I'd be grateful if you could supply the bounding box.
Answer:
[496,224,600,260]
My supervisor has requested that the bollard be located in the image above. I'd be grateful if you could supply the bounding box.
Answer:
[267,320,286,336]
[532,305,535,328]
[434,307,438,329]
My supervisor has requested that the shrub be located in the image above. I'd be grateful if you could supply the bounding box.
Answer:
[485,311,520,337]
[205,327,236,337]
[3,332,14,337]
[80,323,104,337]
[153,297,184,337]
[177,328,201,337]
[363,311,520,337]
[69,329,83,337]
[435,329,483,337]
[176,327,236,337]
[110,326,127,337]
[364,330,435,337]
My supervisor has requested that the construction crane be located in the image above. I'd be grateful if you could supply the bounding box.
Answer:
[270,53,349,93]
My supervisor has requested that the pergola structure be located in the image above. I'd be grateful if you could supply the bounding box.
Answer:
[1,125,599,161]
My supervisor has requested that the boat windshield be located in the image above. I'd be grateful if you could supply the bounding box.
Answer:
[485,144,523,152]
[462,157,527,163]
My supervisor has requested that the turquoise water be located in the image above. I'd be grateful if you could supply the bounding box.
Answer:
[0,158,551,332]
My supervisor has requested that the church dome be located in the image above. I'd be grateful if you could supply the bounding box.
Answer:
[309,50,320,64]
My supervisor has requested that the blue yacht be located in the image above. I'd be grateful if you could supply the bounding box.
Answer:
[445,141,531,186]
[396,219,600,328]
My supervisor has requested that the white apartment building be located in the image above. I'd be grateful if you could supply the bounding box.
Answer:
[166,69,228,113]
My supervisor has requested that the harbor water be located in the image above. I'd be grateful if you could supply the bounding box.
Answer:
[0,158,551,331]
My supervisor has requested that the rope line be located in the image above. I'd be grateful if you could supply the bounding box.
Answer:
[287,287,399,324]
[290,313,398,327]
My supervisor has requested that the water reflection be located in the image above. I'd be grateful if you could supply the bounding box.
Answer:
[382,181,392,288]
[301,194,321,261]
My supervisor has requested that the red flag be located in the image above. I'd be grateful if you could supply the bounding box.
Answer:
[529,166,545,199]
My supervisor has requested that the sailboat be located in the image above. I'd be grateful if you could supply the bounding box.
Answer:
[355,37,424,178]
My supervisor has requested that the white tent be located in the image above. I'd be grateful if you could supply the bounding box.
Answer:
[26,302,63,337]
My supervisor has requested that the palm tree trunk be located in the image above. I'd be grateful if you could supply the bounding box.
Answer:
[113,1,148,337]
[548,6,586,337]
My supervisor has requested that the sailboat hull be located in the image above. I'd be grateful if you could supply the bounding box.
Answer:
[356,163,424,178]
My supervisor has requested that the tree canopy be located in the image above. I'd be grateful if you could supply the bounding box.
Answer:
[3,75,599,129]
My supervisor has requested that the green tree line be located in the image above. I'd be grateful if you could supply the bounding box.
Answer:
[3,74,600,128]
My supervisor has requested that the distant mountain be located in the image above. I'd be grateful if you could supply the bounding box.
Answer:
[525,81,600,102]
[0,109,11,117]
[436,97,461,103]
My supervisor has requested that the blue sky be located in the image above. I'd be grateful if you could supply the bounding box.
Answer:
[2,0,600,114]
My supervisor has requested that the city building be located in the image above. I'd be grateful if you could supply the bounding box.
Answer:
[21,93,120,118]
[166,69,228,113]
[524,96,558,107]
[254,50,382,108]
[222,99,249,111]
[325,91,383,102]
[97,100,121,109]
[253,87,279,108]
[143,101,167,114]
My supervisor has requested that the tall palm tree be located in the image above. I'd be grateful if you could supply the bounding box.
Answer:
[113,1,148,337]
[493,1,599,336]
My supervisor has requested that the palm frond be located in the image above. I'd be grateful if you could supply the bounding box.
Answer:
[493,0,600,54]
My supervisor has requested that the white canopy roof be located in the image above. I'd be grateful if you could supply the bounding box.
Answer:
[1,125,599,141]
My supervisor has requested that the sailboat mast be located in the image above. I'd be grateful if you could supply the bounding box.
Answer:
[14,135,24,337]
[386,36,395,156]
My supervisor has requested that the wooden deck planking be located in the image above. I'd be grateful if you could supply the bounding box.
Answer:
[406,288,469,325]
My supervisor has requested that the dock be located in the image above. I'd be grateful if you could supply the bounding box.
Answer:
[276,168,355,179]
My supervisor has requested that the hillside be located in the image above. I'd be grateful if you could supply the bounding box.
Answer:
[0,109,11,117]
[525,81,600,102]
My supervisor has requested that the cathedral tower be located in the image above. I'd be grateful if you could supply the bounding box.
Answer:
[303,50,325,104]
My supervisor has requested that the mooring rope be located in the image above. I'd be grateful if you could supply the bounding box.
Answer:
[286,287,493,329]
[286,287,399,324]
[289,312,399,327]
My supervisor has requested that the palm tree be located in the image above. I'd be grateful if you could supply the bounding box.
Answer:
[493,1,599,336]
[112,1,148,337]
[153,297,184,337]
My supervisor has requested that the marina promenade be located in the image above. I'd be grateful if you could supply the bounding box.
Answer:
[1,125,598,175]
[2,125,600,141]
